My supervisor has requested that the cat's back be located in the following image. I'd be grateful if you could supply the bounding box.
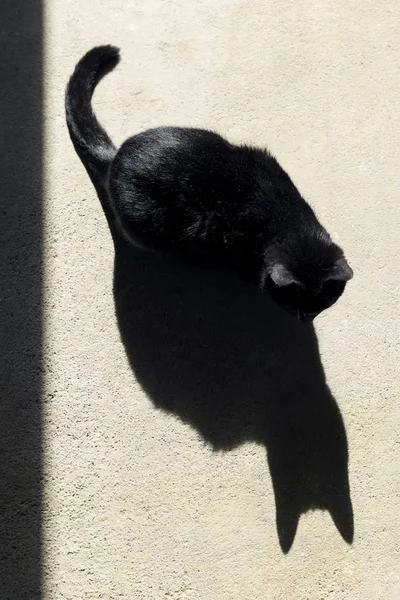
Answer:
[109,126,256,253]
[110,126,252,204]
[112,126,235,175]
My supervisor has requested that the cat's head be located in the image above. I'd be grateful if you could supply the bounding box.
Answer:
[261,229,353,322]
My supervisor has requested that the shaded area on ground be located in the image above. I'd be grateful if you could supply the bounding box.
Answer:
[0,1,43,597]
[113,235,353,553]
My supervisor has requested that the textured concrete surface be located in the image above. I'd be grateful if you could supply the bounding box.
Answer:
[3,0,400,598]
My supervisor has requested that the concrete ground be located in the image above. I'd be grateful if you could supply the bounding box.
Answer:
[1,0,399,598]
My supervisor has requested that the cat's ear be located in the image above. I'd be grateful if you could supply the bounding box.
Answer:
[270,263,300,287]
[326,257,353,282]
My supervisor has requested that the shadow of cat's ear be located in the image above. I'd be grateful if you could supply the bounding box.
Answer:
[275,495,301,554]
[273,470,354,553]
[274,483,354,553]
[329,492,354,545]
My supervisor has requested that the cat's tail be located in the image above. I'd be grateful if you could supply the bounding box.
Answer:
[66,45,120,183]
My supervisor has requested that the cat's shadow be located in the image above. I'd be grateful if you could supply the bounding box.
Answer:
[99,184,353,553]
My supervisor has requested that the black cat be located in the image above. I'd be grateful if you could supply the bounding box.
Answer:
[66,45,353,322]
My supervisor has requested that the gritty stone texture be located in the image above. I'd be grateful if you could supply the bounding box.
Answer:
[30,0,400,598]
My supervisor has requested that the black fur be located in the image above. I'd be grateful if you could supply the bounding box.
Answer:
[66,45,353,322]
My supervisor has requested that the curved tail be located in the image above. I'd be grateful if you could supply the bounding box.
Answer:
[66,45,120,183]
